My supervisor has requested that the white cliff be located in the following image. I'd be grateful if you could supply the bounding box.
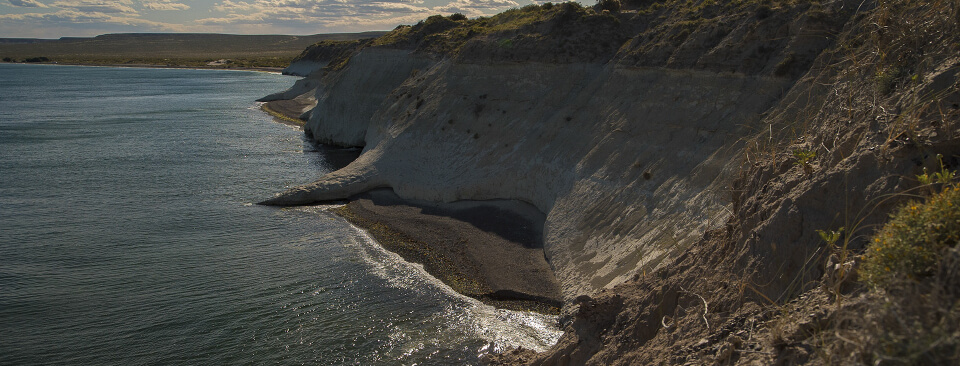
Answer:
[263,47,790,299]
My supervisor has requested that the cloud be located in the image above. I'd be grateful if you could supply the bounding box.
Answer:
[141,0,189,11]
[50,0,137,14]
[203,0,428,25]
[8,0,48,7]
[2,0,537,38]
[200,0,519,30]
[0,9,182,30]
[437,0,519,11]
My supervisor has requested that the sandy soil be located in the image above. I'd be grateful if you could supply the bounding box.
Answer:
[261,99,312,127]
[334,189,563,314]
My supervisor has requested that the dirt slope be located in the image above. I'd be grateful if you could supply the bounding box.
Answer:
[494,0,960,364]
[260,0,959,363]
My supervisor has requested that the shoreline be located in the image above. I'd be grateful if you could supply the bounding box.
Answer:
[260,99,310,128]
[4,61,285,74]
[333,189,563,315]
[252,96,566,313]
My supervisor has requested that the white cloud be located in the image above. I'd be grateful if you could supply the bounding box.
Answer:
[200,0,519,30]
[212,0,258,11]
[0,9,182,30]
[141,0,189,11]
[435,0,519,15]
[8,0,49,7]
[2,0,540,38]
[51,0,137,14]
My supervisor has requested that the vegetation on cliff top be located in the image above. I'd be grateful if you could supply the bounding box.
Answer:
[366,2,626,63]
[265,0,959,364]
[484,0,959,364]
[302,0,859,77]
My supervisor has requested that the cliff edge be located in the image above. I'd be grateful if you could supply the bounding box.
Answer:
[262,0,960,363]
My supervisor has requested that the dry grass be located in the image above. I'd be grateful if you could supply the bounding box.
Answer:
[748,0,960,363]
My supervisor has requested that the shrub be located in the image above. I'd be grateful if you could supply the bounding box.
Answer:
[449,13,467,21]
[792,149,816,174]
[422,15,455,31]
[596,0,622,13]
[862,185,960,288]
[520,3,540,12]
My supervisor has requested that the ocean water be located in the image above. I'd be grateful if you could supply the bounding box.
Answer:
[0,64,559,365]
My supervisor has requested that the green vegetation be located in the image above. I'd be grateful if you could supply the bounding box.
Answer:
[757,0,959,363]
[816,227,843,249]
[862,184,960,288]
[290,39,374,71]
[917,154,955,188]
[367,2,624,63]
[849,181,960,365]
[792,148,816,174]
[596,0,622,12]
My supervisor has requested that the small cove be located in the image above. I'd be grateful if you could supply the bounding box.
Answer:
[0,64,559,365]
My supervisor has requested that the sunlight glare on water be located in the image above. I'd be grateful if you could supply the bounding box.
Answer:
[0,64,559,365]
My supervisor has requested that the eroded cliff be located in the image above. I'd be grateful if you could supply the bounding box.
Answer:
[262,0,845,299]
[262,0,960,363]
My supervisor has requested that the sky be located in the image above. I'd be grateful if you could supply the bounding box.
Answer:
[0,0,544,38]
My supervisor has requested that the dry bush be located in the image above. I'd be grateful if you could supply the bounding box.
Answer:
[862,185,960,287]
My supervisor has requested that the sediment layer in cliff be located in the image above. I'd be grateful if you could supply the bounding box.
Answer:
[261,0,852,300]
[262,0,959,363]
[492,0,960,364]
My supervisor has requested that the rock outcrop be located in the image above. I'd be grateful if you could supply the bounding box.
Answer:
[260,0,845,299]
[262,0,960,363]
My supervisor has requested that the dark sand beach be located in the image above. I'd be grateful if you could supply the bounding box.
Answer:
[335,189,562,314]
[260,94,562,313]
[261,99,312,127]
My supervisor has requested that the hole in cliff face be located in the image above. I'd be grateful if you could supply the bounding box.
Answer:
[474,104,485,116]
[643,171,652,180]
[305,139,362,171]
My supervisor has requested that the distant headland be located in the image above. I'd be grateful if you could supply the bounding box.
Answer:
[0,32,387,70]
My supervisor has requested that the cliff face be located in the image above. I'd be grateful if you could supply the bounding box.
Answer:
[267,53,788,297]
[262,0,858,297]
[264,0,959,363]
[262,0,851,299]
[499,0,959,364]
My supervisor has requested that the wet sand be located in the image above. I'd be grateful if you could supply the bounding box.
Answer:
[261,99,312,127]
[256,95,562,313]
[334,189,562,314]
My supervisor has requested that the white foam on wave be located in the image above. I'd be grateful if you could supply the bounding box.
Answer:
[345,224,562,354]
[285,205,562,358]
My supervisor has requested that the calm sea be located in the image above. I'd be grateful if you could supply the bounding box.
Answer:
[0,64,559,365]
